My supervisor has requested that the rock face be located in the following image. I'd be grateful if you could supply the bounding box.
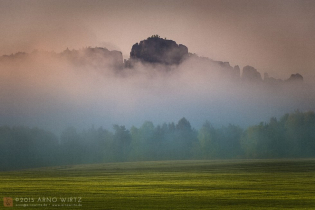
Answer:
[233,65,241,77]
[286,73,303,82]
[0,36,305,85]
[62,47,123,70]
[242,65,262,82]
[264,73,283,84]
[130,35,188,65]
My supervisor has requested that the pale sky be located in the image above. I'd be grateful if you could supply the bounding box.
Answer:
[1,0,315,79]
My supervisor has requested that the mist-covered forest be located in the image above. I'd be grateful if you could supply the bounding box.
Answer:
[1,36,315,171]
[1,110,315,171]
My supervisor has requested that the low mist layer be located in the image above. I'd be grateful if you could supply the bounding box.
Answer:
[0,40,314,134]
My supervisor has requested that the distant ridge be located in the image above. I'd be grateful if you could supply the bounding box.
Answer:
[0,35,303,83]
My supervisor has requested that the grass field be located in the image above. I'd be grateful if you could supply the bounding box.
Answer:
[1,159,315,209]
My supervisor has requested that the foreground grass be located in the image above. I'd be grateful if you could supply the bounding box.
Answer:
[1,159,315,209]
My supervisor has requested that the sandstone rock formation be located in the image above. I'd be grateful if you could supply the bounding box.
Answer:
[129,35,188,65]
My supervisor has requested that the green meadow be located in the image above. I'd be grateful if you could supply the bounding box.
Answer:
[1,159,315,209]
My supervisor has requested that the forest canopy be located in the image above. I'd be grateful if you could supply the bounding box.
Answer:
[1,111,315,171]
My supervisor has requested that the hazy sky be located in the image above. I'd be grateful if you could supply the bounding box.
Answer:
[1,0,315,79]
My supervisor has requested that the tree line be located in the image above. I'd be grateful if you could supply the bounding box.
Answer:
[1,111,315,171]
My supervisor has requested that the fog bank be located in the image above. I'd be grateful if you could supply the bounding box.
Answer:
[0,49,314,134]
